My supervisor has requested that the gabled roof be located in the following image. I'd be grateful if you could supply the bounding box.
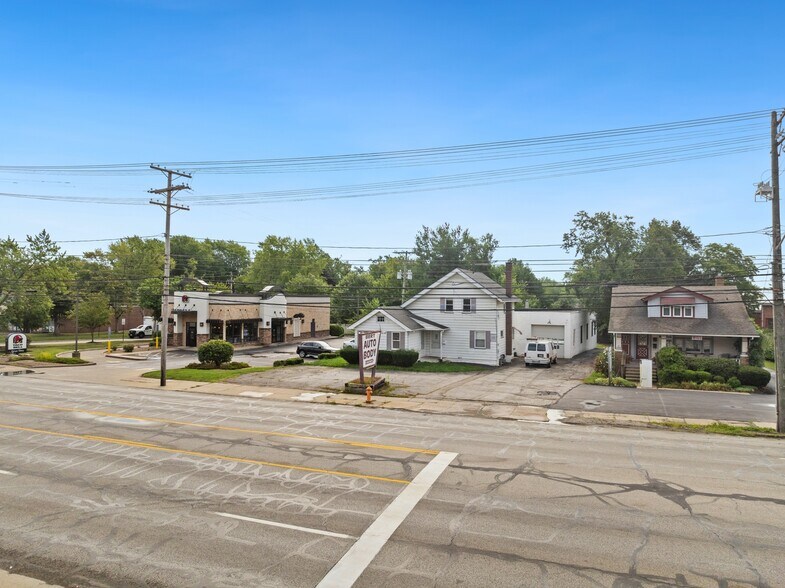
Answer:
[348,306,448,332]
[401,268,519,308]
[640,286,713,302]
[608,285,757,337]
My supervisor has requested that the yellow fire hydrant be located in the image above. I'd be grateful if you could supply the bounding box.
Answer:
[365,385,372,403]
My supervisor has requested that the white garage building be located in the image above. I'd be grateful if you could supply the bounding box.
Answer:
[513,309,597,359]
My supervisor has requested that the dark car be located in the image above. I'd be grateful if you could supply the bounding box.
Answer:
[296,341,338,358]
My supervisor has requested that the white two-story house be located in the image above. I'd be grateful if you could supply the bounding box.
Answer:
[349,268,519,366]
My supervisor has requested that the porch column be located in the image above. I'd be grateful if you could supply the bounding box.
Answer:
[241,322,245,343]
[740,337,749,364]
[222,321,227,341]
[439,331,443,360]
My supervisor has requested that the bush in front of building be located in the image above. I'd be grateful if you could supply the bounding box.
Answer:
[737,366,771,388]
[184,361,250,370]
[273,357,304,367]
[337,347,419,367]
[727,376,741,388]
[123,344,135,353]
[593,351,608,374]
[658,368,712,386]
[684,357,739,380]
[197,340,234,367]
[329,324,345,337]
[655,346,686,369]
[318,352,340,359]
[339,346,360,364]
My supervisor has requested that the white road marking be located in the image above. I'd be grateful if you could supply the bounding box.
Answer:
[317,451,457,588]
[546,409,566,424]
[213,512,355,540]
[239,391,273,398]
[292,392,327,401]
[0,469,17,476]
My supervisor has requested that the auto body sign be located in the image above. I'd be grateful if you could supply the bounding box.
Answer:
[360,331,382,369]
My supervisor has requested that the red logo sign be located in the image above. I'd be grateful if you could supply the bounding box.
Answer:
[12,334,22,344]
[181,295,189,302]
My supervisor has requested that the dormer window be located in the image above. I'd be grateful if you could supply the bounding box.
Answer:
[661,304,695,318]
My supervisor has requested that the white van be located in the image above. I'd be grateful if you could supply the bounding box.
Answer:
[523,340,558,367]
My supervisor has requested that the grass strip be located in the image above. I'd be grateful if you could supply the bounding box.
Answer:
[142,366,271,383]
[307,357,488,373]
[650,421,784,438]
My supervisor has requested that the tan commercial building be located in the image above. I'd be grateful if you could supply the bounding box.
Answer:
[170,288,330,348]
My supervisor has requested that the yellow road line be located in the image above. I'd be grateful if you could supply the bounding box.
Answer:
[0,399,438,455]
[0,422,410,485]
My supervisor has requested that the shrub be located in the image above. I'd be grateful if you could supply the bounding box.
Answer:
[273,357,304,367]
[123,344,135,353]
[685,357,739,380]
[712,375,725,384]
[693,370,712,384]
[222,361,250,370]
[734,385,758,393]
[318,352,339,359]
[378,349,419,367]
[339,346,360,364]
[727,376,741,388]
[737,366,771,388]
[594,352,608,374]
[655,346,685,369]
[329,324,345,337]
[583,372,636,387]
[108,343,118,352]
[680,381,699,390]
[197,340,234,367]
[699,381,731,391]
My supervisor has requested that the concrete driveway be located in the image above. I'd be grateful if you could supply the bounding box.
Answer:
[232,352,597,407]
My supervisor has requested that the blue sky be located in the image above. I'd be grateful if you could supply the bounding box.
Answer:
[0,1,782,284]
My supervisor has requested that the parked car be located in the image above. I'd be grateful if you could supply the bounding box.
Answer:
[342,338,357,348]
[128,325,154,339]
[523,340,558,367]
[296,341,338,358]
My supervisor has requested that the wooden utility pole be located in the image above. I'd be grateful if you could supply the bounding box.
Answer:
[770,111,785,432]
[149,165,191,387]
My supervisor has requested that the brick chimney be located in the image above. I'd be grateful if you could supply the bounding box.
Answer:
[714,275,725,286]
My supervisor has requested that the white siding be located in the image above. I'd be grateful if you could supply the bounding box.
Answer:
[513,310,597,359]
[352,312,411,351]
[405,277,503,366]
[647,297,661,318]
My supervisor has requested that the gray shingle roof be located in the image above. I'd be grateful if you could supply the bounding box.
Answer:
[379,307,448,330]
[608,285,758,337]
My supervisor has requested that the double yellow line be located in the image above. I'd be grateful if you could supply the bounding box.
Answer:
[0,399,438,484]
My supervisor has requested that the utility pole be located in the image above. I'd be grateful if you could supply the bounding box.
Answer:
[394,250,412,303]
[149,165,191,387]
[757,110,785,432]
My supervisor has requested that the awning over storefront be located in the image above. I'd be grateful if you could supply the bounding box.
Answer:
[208,304,258,322]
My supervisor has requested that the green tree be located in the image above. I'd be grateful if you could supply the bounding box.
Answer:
[488,259,545,309]
[692,243,761,313]
[413,223,498,287]
[563,211,639,331]
[4,290,53,332]
[137,278,163,321]
[0,230,63,310]
[240,236,346,292]
[332,270,380,323]
[635,219,700,284]
[368,254,411,306]
[69,292,111,342]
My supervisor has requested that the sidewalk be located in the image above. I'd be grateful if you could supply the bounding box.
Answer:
[6,348,777,430]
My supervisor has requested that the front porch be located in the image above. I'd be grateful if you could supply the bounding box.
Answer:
[617,333,743,361]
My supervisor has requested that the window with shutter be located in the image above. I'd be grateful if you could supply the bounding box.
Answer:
[445,299,454,312]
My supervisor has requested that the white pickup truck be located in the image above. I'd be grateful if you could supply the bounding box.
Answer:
[128,325,154,339]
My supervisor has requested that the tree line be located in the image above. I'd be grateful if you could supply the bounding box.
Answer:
[0,213,761,337]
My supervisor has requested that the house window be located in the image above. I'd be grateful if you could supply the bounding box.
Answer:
[661,305,695,318]
[471,330,488,349]
[391,332,401,349]
[444,299,454,312]
[377,315,385,322]
[463,298,473,312]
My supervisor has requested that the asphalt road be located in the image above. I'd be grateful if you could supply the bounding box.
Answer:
[554,384,777,423]
[1,374,784,587]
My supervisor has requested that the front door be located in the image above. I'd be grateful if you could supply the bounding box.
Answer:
[271,319,285,343]
[636,335,649,359]
[186,322,197,347]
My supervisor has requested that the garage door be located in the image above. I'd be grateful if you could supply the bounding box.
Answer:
[531,324,565,358]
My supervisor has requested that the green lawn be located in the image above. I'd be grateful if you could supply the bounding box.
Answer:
[765,360,775,371]
[651,421,783,438]
[4,332,130,343]
[307,357,489,373]
[142,366,271,383]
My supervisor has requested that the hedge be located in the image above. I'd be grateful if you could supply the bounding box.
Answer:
[122,344,135,353]
[184,361,250,370]
[655,346,686,369]
[317,352,340,359]
[659,367,712,385]
[273,357,304,367]
[685,357,739,380]
[737,366,771,388]
[329,324,345,337]
[338,346,419,367]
